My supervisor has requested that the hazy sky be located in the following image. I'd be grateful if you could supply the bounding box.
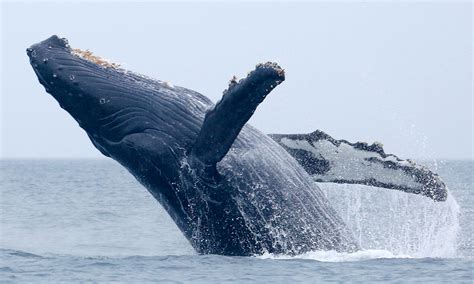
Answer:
[1,1,472,159]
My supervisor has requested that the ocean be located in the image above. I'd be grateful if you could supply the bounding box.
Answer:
[0,159,472,282]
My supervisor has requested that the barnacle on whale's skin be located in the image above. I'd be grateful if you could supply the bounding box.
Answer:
[71,48,121,69]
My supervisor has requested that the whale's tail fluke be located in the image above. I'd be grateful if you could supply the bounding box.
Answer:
[270,130,447,201]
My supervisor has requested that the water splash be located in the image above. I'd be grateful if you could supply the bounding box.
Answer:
[257,183,460,262]
[320,183,460,258]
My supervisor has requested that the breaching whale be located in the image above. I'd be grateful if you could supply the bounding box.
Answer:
[27,35,447,256]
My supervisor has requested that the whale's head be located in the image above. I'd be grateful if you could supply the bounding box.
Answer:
[27,35,115,134]
[27,35,207,163]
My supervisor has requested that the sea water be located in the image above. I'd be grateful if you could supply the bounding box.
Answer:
[0,159,472,282]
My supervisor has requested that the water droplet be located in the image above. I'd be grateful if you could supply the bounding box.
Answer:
[67,93,73,97]
[43,58,48,63]
[31,50,37,57]
[48,45,52,49]
[69,74,75,81]
[99,98,106,104]
[33,63,38,68]
[52,74,57,78]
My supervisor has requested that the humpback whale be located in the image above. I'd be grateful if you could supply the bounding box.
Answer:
[27,35,447,256]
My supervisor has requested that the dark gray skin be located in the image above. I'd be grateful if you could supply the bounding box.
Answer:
[27,36,359,256]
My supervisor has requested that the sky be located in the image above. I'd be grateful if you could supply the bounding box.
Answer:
[0,1,472,160]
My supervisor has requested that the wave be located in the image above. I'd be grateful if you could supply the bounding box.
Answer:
[0,248,45,259]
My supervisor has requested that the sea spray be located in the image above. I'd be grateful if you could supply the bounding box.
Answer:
[320,183,460,258]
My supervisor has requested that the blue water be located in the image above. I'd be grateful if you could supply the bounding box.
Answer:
[1,159,472,282]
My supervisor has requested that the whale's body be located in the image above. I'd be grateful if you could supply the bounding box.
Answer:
[27,36,446,256]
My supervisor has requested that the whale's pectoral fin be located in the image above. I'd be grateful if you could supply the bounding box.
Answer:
[189,62,285,168]
[269,130,447,201]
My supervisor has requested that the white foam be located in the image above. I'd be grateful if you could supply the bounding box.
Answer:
[258,249,410,262]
